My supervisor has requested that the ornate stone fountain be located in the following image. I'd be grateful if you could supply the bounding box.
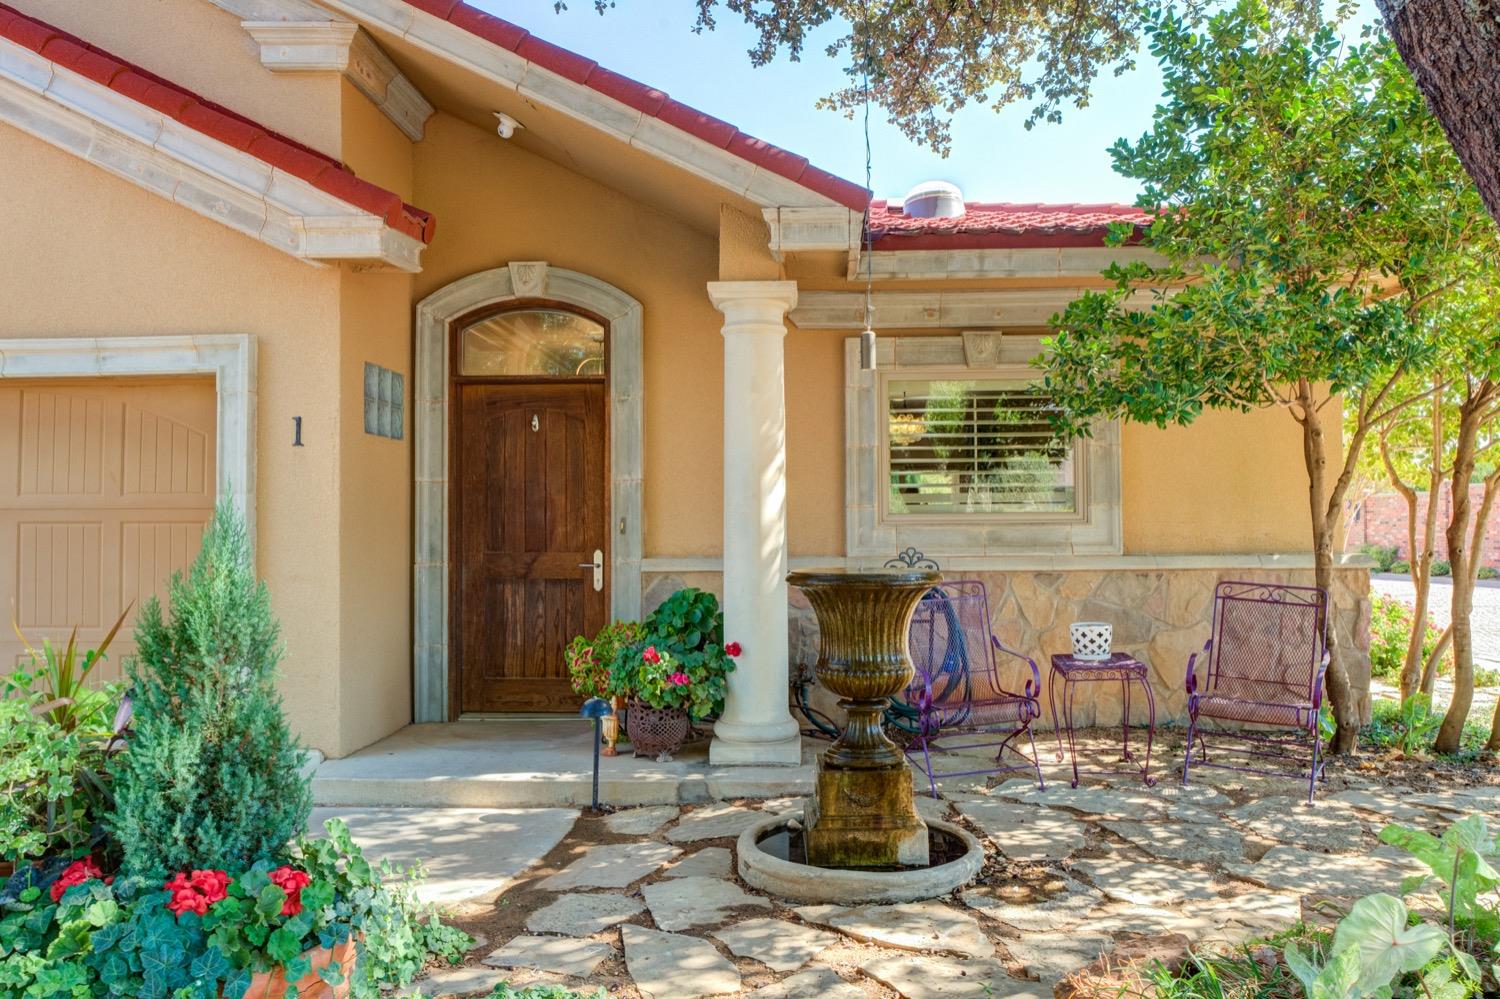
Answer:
[735,569,985,903]
[789,569,936,868]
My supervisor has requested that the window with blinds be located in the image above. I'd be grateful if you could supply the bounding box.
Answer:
[885,377,1077,517]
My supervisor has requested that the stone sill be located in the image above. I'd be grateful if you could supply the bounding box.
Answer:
[642,554,1375,573]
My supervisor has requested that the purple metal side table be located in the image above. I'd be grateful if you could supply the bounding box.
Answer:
[1048,652,1157,788]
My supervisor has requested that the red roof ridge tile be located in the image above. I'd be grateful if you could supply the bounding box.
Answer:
[865,198,1155,249]
[0,2,435,244]
[396,0,870,212]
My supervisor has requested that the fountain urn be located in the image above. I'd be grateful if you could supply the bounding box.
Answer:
[787,569,937,868]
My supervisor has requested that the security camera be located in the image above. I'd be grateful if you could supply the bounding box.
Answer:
[493,112,524,139]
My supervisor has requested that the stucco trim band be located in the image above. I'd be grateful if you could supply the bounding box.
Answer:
[0,334,257,544]
[0,36,427,271]
[641,554,1374,572]
[413,264,644,723]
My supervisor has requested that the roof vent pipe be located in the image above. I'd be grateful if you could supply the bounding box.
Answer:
[902,180,965,219]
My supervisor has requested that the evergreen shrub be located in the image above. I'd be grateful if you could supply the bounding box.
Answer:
[108,502,311,879]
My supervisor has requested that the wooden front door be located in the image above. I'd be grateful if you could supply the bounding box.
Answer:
[454,381,608,712]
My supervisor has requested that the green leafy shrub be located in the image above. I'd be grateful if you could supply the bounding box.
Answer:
[1368,595,1444,680]
[1475,665,1500,688]
[1364,695,1444,757]
[1359,544,1401,573]
[108,502,311,879]
[0,818,472,999]
[1477,566,1499,581]
[643,588,724,653]
[0,614,130,864]
[0,701,92,865]
[1391,559,1411,574]
[564,621,643,699]
[1432,559,1453,577]
[609,589,738,718]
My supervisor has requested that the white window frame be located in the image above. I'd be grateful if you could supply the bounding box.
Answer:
[846,333,1121,560]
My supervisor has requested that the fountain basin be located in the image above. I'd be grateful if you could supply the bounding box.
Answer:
[736,810,984,904]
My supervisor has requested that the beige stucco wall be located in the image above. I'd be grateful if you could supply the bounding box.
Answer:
[412,110,724,558]
[0,125,348,749]
[334,80,416,755]
[10,0,343,157]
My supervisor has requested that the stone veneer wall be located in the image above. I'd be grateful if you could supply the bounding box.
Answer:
[642,567,1372,731]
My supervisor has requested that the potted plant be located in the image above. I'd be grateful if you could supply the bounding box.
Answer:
[0,817,469,998]
[610,589,740,761]
[564,621,643,755]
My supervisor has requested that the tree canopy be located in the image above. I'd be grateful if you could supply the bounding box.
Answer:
[1034,2,1486,752]
[567,0,1335,152]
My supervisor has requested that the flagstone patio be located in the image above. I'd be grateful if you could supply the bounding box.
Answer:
[399,736,1499,999]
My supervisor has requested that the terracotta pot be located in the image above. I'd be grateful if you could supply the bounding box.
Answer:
[240,937,356,999]
[626,698,690,760]
[0,861,14,880]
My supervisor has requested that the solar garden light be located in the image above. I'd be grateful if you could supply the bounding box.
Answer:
[579,696,615,811]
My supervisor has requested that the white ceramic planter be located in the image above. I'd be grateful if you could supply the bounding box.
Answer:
[1069,621,1113,660]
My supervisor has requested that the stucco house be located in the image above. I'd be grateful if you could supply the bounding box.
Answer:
[0,0,1369,766]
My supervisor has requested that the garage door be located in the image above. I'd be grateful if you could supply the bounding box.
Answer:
[0,377,217,685]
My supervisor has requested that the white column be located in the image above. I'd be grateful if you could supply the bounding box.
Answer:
[707,280,803,766]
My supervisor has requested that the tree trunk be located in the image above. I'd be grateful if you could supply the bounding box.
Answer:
[1420,624,1452,697]
[1301,386,1359,754]
[1435,395,1483,753]
[1377,0,1500,228]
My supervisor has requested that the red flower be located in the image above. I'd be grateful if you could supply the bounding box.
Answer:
[667,672,691,686]
[163,869,232,918]
[642,646,661,665]
[49,856,104,902]
[268,866,312,917]
[724,642,742,657]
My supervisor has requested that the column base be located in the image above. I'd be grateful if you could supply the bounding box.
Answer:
[709,724,804,766]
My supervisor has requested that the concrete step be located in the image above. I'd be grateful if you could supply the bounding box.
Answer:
[311,720,817,809]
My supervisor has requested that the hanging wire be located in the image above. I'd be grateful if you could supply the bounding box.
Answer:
[858,0,878,370]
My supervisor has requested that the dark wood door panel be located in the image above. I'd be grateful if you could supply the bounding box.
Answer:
[455,381,606,713]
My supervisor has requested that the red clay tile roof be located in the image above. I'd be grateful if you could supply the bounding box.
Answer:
[0,3,435,244]
[867,200,1154,250]
[397,0,871,212]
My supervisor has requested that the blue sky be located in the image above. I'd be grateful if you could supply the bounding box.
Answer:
[477,1,1380,205]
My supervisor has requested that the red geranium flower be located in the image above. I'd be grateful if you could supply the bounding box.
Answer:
[667,672,691,686]
[268,866,312,916]
[164,869,232,918]
[724,642,742,657]
[642,645,661,665]
[49,856,104,902]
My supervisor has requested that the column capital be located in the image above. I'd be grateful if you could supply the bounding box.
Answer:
[706,280,798,318]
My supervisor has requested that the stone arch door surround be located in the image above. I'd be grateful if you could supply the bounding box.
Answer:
[413,263,643,722]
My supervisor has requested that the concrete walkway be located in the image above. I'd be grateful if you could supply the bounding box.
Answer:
[309,806,578,906]
[312,720,820,809]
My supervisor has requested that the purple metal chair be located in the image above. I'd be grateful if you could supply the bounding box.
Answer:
[1182,580,1330,803]
[899,580,1046,798]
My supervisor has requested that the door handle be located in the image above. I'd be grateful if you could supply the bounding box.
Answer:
[577,549,604,592]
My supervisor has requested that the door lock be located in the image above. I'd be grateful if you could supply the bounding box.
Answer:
[577,549,604,592]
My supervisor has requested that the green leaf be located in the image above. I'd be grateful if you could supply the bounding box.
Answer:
[1331,893,1447,994]
[266,925,304,965]
[256,885,289,920]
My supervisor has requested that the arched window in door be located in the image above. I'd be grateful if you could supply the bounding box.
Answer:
[457,308,605,378]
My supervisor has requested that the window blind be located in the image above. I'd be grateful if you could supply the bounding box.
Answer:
[886,378,1077,516]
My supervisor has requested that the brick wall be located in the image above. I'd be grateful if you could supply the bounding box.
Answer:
[1347,484,1500,567]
